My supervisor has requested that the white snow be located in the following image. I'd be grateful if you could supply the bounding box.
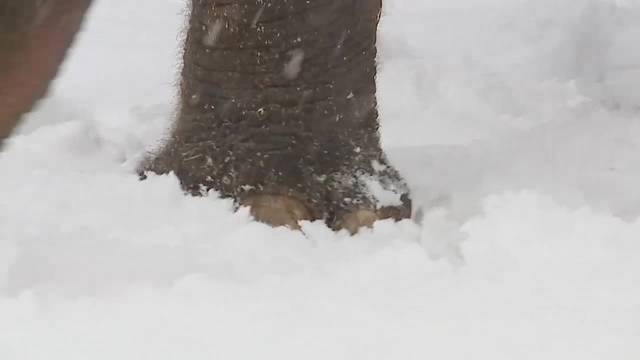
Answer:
[2,0,640,359]
[203,19,225,48]
[283,49,305,80]
[363,176,404,207]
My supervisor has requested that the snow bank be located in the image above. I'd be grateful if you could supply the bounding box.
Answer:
[1,0,639,359]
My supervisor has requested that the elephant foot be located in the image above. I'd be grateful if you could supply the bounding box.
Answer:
[324,155,413,234]
[143,143,412,234]
[243,160,412,234]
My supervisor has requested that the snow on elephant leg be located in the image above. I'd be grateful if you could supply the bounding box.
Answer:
[144,0,412,232]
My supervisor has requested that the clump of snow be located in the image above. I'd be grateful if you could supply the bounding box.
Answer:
[202,19,224,48]
[363,176,404,207]
[283,49,305,80]
[1,0,640,359]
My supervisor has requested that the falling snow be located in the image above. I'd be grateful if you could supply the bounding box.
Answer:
[283,49,305,80]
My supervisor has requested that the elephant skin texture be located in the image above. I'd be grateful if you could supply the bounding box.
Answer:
[144,0,412,230]
[0,0,411,231]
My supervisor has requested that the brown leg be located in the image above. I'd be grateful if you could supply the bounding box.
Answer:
[0,0,92,144]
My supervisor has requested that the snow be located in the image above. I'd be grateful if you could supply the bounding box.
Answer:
[363,176,404,207]
[283,49,305,80]
[1,0,640,359]
[203,19,225,48]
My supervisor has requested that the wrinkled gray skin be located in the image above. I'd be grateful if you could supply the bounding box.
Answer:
[1,0,411,229]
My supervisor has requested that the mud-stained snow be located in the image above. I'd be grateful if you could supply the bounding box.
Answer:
[2,0,640,359]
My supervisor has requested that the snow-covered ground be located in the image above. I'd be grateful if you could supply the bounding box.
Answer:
[2,0,640,358]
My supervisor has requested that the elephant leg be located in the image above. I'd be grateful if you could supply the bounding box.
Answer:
[0,0,92,145]
[145,0,411,232]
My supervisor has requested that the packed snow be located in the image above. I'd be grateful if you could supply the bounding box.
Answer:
[2,0,640,359]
